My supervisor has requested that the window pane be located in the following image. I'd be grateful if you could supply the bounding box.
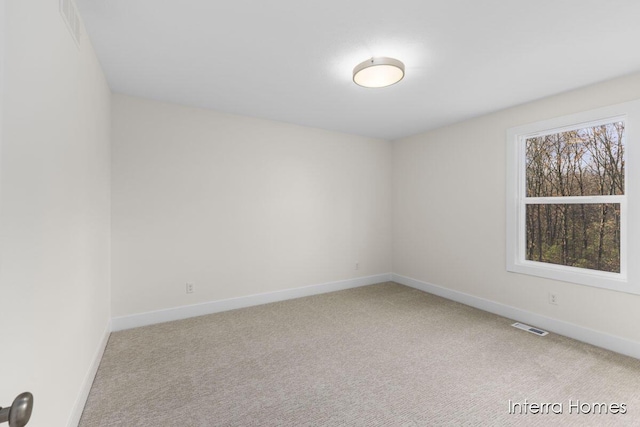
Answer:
[526,121,625,197]
[525,204,620,273]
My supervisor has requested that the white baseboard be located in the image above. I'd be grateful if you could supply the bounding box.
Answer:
[67,321,111,427]
[112,273,392,331]
[392,273,640,360]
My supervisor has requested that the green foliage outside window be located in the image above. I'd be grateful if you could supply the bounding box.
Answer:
[525,122,624,272]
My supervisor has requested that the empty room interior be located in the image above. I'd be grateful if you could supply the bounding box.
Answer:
[3,1,640,426]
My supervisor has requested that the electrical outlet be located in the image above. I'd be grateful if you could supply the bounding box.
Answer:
[548,292,558,305]
[186,283,195,294]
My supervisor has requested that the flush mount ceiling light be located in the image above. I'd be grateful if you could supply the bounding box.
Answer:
[353,57,405,88]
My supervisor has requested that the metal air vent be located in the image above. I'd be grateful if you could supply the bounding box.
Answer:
[512,322,549,336]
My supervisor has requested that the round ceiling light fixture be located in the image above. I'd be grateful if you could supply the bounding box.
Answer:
[353,57,405,88]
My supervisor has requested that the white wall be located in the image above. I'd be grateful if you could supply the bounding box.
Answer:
[111,94,391,317]
[0,1,111,426]
[393,72,640,344]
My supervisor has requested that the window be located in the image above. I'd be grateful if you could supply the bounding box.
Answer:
[506,100,640,294]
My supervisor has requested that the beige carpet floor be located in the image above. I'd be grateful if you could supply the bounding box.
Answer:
[79,282,640,426]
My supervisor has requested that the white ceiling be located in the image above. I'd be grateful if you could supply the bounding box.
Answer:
[77,0,640,140]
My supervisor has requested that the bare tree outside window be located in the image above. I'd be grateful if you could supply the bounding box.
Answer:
[524,121,625,273]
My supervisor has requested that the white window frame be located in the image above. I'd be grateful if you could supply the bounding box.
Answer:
[506,100,640,295]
